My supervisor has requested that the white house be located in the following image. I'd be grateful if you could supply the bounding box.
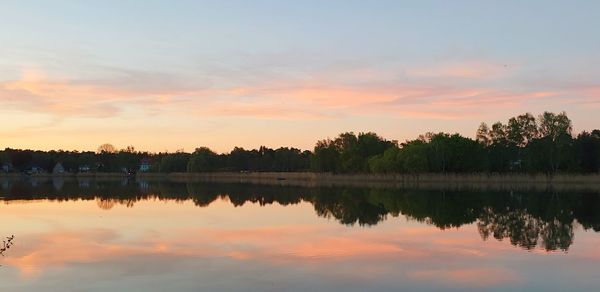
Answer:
[53,163,65,174]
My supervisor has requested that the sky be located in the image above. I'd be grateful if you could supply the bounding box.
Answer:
[1,0,599,153]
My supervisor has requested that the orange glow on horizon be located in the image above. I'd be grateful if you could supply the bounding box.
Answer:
[1,66,597,153]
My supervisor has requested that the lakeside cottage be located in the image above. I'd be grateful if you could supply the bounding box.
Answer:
[1,162,12,173]
[79,165,91,173]
[53,163,65,174]
[139,158,153,172]
[25,165,44,175]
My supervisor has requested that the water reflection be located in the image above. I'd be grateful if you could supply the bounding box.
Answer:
[1,177,599,252]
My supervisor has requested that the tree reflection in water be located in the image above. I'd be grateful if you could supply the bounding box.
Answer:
[477,208,574,251]
[1,178,600,252]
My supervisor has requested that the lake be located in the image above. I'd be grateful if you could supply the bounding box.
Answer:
[1,177,599,291]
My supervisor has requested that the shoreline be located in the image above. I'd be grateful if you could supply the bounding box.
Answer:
[148,172,600,191]
[1,172,599,191]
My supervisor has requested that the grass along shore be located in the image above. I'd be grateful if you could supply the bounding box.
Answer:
[139,172,600,191]
[1,172,599,191]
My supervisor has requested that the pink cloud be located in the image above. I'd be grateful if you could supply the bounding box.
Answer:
[568,87,600,105]
[204,102,331,120]
[406,60,508,79]
[217,82,561,120]
[0,63,587,124]
[0,68,212,118]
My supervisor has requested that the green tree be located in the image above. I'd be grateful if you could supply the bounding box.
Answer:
[368,147,401,173]
[476,122,492,146]
[334,132,395,173]
[424,133,484,172]
[159,152,190,173]
[524,112,574,173]
[273,147,309,171]
[398,140,428,173]
[573,130,600,172]
[538,111,572,141]
[310,139,340,172]
[187,147,219,172]
[97,143,116,153]
[489,122,508,145]
[507,113,538,146]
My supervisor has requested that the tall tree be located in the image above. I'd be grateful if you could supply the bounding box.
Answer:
[507,113,538,146]
[476,122,492,146]
[538,111,572,141]
[97,143,117,153]
[188,147,219,172]
[311,139,340,172]
[573,131,600,172]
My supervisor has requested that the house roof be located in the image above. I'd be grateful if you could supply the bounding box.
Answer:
[140,157,153,164]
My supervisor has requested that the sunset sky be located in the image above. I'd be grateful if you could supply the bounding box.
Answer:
[1,0,599,153]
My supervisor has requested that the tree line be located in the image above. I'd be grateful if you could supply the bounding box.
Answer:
[1,111,598,174]
[316,111,599,174]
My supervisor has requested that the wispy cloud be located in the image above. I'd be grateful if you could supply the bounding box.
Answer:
[406,60,509,79]
[0,68,210,118]
[0,60,593,126]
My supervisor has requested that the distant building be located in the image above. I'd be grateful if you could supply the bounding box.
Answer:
[78,165,92,173]
[139,158,153,172]
[25,165,44,175]
[509,159,523,171]
[1,162,12,173]
[53,163,65,174]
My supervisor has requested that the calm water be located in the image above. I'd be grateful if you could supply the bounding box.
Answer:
[1,178,599,291]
